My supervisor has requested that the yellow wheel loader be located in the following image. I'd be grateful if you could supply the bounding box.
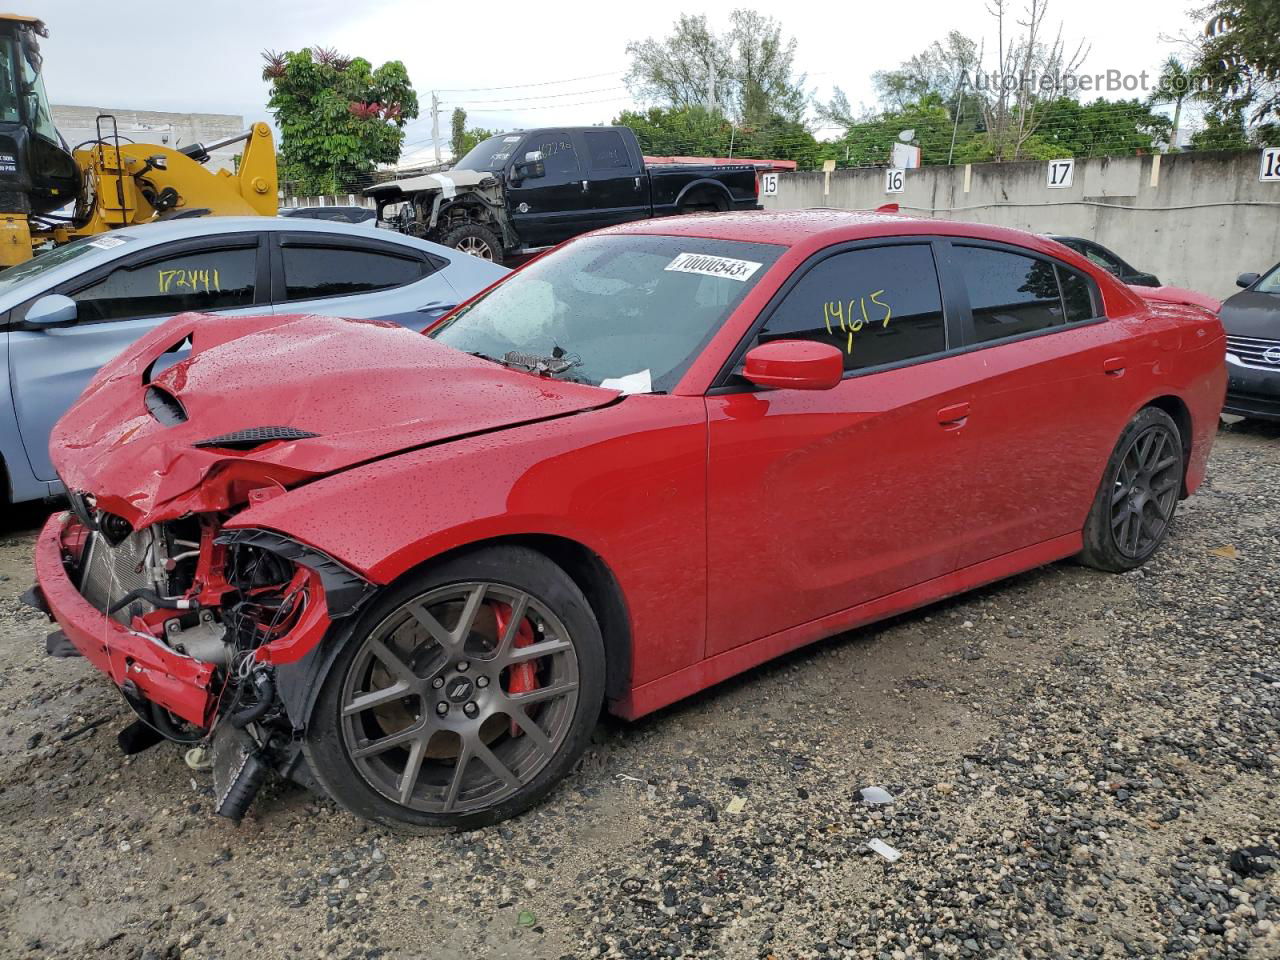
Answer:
[0,14,277,266]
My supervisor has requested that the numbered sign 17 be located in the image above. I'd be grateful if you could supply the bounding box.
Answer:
[1261,147,1280,182]
[759,172,779,197]
[1047,158,1074,189]
[885,168,905,194]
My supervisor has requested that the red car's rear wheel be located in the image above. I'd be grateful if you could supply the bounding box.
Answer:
[1079,406,1184,572]
[303,545,604,830]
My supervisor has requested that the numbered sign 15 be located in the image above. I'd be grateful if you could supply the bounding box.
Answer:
[1261,147,1280,182]
[1047,158,1074,189]
[885,168,905,194]
[759,172,779,196]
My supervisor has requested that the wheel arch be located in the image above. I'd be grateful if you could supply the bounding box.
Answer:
[417,533,634,704]
[274,531,635,732]
[1144,394,1194,496]
[674,179,732,212]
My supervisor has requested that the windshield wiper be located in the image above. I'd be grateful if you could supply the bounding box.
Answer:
[500,348,583,379]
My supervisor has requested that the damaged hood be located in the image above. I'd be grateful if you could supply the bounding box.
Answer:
[364,169,499,200]
[52,312,614,526]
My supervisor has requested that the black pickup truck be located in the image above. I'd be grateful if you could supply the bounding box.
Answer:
[365,126,761,263]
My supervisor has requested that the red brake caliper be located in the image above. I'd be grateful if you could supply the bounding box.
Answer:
[492,602,539,736]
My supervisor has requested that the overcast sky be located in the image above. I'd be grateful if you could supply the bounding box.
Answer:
[31,0,1201,155]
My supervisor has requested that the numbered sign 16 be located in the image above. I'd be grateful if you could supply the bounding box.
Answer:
[1261,147,1280,182]
[759,172,779,196]
[885,168,905,194]
[1047,158,1074,189]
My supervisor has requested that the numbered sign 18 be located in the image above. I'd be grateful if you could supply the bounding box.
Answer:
[885,168,905,194]
[1047,158,1074,189]
[1261,147,1280,182]
[759,172,779,196]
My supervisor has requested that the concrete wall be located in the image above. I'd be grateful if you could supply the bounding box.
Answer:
[52,104,246,173]
[760,151,1280,300]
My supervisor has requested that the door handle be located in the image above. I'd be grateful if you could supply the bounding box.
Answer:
[1103,356,1126,376]
[937,401,970,428]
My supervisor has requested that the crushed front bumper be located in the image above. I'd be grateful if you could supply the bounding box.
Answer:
[33,513,217,727]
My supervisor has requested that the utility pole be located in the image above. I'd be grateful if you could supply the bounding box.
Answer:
[431,92,441,166]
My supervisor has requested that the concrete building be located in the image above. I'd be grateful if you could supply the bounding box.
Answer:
[51,105,247,173]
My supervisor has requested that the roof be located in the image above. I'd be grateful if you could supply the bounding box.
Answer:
[596,208,1075,260]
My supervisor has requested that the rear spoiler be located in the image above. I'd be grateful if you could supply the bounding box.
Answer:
[1132,285,1222,315]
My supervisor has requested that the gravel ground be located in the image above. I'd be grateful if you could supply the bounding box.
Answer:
[0,419,1277,960]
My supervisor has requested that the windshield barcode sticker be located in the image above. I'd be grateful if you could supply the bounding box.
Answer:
[88,235,129,250]
[665,252,762,282]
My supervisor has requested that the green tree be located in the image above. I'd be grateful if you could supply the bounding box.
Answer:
[1193,0,1280,126]
[1190,108,1252,149]
[871,31,984,115]
[625,10,809,125]
[1033,97,1171,157]
[829,95,968,166]
[614,105,734,156]
[449,107,495,161]
[262,47,419,195]
[1146,56,1196,150]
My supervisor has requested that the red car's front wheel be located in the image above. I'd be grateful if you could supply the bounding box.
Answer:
[303,545,605,830]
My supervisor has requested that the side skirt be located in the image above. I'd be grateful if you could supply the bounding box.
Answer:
[610,531,1083,721]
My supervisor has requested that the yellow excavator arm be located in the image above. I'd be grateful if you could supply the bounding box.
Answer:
[63,122,278,238]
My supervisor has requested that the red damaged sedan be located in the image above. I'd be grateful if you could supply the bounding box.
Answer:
[28,211,1225,829]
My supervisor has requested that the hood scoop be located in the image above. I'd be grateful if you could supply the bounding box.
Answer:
[144,385,188,426]
[195,426,320,451]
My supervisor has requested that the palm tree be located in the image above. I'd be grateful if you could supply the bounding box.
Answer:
[1147,56,1193,151]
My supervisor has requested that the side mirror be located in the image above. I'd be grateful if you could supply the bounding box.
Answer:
[25,293,78,327]
[1126,272,1161,287]
[742,340,843,391]
[1236,272,1261,289]
[512,151,545,182]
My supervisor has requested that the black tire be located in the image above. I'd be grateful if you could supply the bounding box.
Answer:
[439,221,503,264]
[303,545,604,831]
[1078,406,1184,573]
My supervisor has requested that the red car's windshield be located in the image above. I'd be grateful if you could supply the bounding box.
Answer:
[431,234,784,393]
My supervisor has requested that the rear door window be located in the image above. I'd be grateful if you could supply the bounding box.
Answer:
[756,244,948,372]
[280,244,428,301]
[69,243,258,322]
[952,246,1065,343]
[583,130,632,171]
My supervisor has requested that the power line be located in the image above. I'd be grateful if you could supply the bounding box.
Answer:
[436,71,624,93]
[442,86,629,107]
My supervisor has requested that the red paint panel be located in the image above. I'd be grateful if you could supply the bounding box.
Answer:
[227,396,710,687]
[705,356,978,656]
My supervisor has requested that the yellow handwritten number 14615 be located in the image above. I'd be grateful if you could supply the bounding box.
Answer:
[823,291,891,354]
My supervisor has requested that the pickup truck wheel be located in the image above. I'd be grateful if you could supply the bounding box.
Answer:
[303,545,605,831]
[441,222,503,265]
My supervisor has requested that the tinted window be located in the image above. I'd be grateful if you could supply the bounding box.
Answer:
[584,130,631,171]
[955,246,1064,342]
[1057,264,1098,322]
[282,246,425,301]
[523,130,580,184]
[1078,242,1125,275]
[433,235,782,393]
[758,245,947,372]
[72,245,257,322]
